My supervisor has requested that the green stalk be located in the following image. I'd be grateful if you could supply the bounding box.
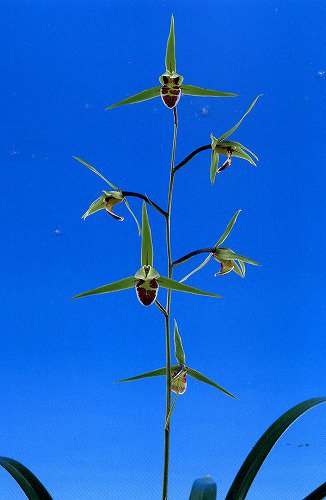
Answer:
[162,107,178,500]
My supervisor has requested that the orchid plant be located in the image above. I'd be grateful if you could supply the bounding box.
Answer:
[73,15,261,500]
[0,13,325,500]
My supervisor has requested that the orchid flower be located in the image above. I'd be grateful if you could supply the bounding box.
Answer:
[180,210,260,283]
[209,95,262,183]
[106,15,236,110]
[72,203,222,306]
[116,320,235,399]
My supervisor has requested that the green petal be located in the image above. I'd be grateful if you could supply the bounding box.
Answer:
[226,398,326,500]
[82,195,107,220]
[210,152,219,184]
[73,156,119,190]
[0,457,52,499]
[106,87,161,109]
[216,94,262,142]
[124,198,141,235]
[229,141,259,161]
[215,210,241,247]
[180,254,213,283]
[232,148,257,166]
[116,367,166,383]
[180,84,237,98]
[157,276,221,298]
[141,202,154,267]
[72,276,137,299]
[239,260,246,276]
[231,260,244,278]
[187,367,236,398]
[217,248,260,266]
[174,320,185,364]
[165,15,176,73]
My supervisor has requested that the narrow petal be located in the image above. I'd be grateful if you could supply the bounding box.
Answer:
[116,367,167,383]
[157,276,222,298]
[72,276,137,299]
[180,254,213,283]
[106,87,161,109]
[216,94,262,142]
[174,320,186,365]
[165,14,176,73]
[141,202,154,267]
[187,367,236,398]
[215,210,241,247]
[124,198,141,235]
[210,152,219,184]
[73,156,119,190]
[180,84,237,97]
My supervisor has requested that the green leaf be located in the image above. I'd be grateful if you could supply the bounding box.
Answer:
[106,86,161,109]
[210,152,219,184]
[225,397,326,500]
[157,276,221,298]
[124,198,141,235]
[174,320,185,364]
[141,202,153,266]
[180,254,213,283]
[187,367,236,398]
[72,276,137,299]
[0,457,52,499]
[116,367,166,383]
[303,482,326,500]
[217,248,260,266]
[180,84,237,98]
[165,15,176,73]
[189,476,217,500]
[231,260,244,278]
[215,210,241,247]
[216,94,262,142]
[73,156,119,190]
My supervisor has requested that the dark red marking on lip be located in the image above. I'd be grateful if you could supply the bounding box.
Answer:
[172,375,187,394]
[160,86,181,109]
[136,279,159,306]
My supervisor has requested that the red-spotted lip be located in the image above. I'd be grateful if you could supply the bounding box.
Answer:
[172,375,187,394]
[136,279,159,306]
[160,86,181,109]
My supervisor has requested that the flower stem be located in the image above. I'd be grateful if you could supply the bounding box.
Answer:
[162,107,178,500]
[121,191,167,217]
[173,143,210,173]
[172,248,215,267]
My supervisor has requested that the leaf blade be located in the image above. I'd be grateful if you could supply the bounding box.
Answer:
[180,84,237,98]
[225,398,326,500]
[157,276,221,298]
[0,457,52,500]
[72,276,137,299]
[106,87,161,109]
[216,94,262,142]
[141,202,154,266]
[165,15,176,73]
[187,368,236,398]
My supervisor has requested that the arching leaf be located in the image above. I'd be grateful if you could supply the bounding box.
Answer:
[225,398,326,500]
[0,457,52,499]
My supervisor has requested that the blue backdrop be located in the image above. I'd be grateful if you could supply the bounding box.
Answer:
[0,0,325,498]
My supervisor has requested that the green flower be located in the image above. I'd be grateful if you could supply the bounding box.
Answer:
[181,210,260,282]
[106,15,236,110]
[210,95,262,184]
[73,156,140,232]
[116,320,235,399]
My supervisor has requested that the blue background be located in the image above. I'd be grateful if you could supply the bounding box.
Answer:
[0,0,325,498]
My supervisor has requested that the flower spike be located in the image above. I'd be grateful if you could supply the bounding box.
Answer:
[107,15,236,110]
[210,95,262,184]
[116,322,235,398]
